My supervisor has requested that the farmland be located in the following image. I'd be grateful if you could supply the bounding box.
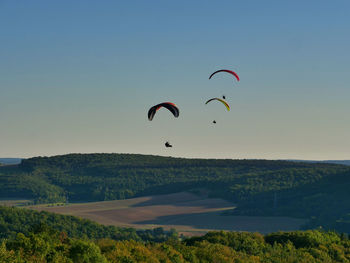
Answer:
[30,192,306,236]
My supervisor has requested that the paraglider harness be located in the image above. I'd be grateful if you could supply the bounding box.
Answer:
[165,141,172,148]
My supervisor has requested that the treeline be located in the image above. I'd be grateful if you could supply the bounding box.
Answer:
[0,206,177,243]
[0,153,350,233]
[1,226,349,262]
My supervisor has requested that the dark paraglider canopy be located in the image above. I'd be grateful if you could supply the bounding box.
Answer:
[148,102,179,121]
[209,69,240,82]
[165,141,172,147]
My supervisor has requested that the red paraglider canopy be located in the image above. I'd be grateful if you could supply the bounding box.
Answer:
[209,69,240,82]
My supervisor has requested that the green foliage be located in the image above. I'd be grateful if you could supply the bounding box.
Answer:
[69,239,107,263]
[1,222,350,263]
[265,230,341,248]
[185,231,266,256]
[4,227,107,263]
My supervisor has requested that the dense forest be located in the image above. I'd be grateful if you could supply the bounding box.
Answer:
[0,153,349,233]
[0,208,349,262]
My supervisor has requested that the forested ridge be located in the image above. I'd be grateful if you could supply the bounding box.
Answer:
[0,153,349,233]
[0,206,177,243]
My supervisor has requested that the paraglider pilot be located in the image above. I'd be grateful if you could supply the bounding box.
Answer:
[165,141,172,148]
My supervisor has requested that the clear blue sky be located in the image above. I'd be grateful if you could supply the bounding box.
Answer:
[1,0,349,159]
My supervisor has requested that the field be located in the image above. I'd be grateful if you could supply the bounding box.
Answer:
[0,199,32,207]
[29,192,306,236]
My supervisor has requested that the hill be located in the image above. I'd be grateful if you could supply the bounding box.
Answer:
[0,158,22,165]
[0,153,349,233]
[288,159,350,166]
[322,160,350,166]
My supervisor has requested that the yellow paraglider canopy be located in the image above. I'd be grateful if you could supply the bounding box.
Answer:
[205,98,230,111]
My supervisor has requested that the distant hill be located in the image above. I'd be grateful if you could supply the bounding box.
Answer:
[321,160,350,166]
[0,153,349,233]
[0,158,22,165]
[288,159,350,166]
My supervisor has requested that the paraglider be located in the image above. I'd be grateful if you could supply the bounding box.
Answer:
[222,95,226,99]
[206,98,230,124]
[205,98,230,111]
[209,69,240,82]
[148,102,179,148]
[148,102,179,121]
